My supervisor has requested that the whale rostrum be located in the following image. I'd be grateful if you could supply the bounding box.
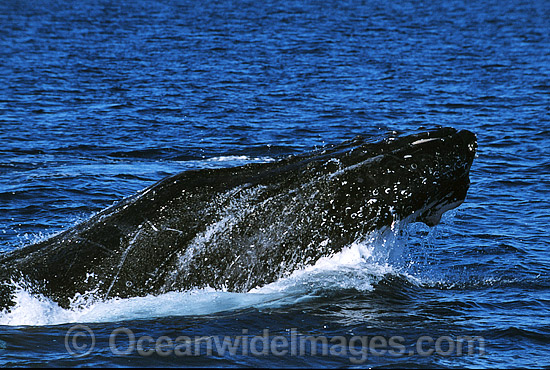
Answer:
[0,127,477,309]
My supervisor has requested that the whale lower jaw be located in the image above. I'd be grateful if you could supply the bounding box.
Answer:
[418,196,466,227]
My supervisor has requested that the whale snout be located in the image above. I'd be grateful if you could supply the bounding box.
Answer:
[414,129,477,227]
[457,129,478,164]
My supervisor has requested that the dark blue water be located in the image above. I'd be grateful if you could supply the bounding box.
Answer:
[1,0,549,367]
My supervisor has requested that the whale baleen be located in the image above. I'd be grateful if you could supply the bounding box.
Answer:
[0,127,477,309]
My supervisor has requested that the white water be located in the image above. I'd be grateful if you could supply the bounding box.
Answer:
[0,229,412,327]
[206,155,276,163]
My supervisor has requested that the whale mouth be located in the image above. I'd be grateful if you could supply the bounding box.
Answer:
[418,192,467,227]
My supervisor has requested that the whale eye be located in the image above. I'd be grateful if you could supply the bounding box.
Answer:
[410,163,418,170]
[126,281,133,288]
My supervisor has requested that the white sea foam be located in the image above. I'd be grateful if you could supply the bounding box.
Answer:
[206,155,276,163]
[0,228,411,327]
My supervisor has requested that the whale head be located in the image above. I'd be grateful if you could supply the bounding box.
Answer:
[0,127,477,307]
[317,127,477,233]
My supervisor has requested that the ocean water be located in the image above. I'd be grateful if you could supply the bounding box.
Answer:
[1,0,549,367]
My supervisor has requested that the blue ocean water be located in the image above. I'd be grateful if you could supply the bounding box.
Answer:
[1,0,549,367]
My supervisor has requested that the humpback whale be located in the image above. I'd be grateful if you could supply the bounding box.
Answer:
[0,127,476,309]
